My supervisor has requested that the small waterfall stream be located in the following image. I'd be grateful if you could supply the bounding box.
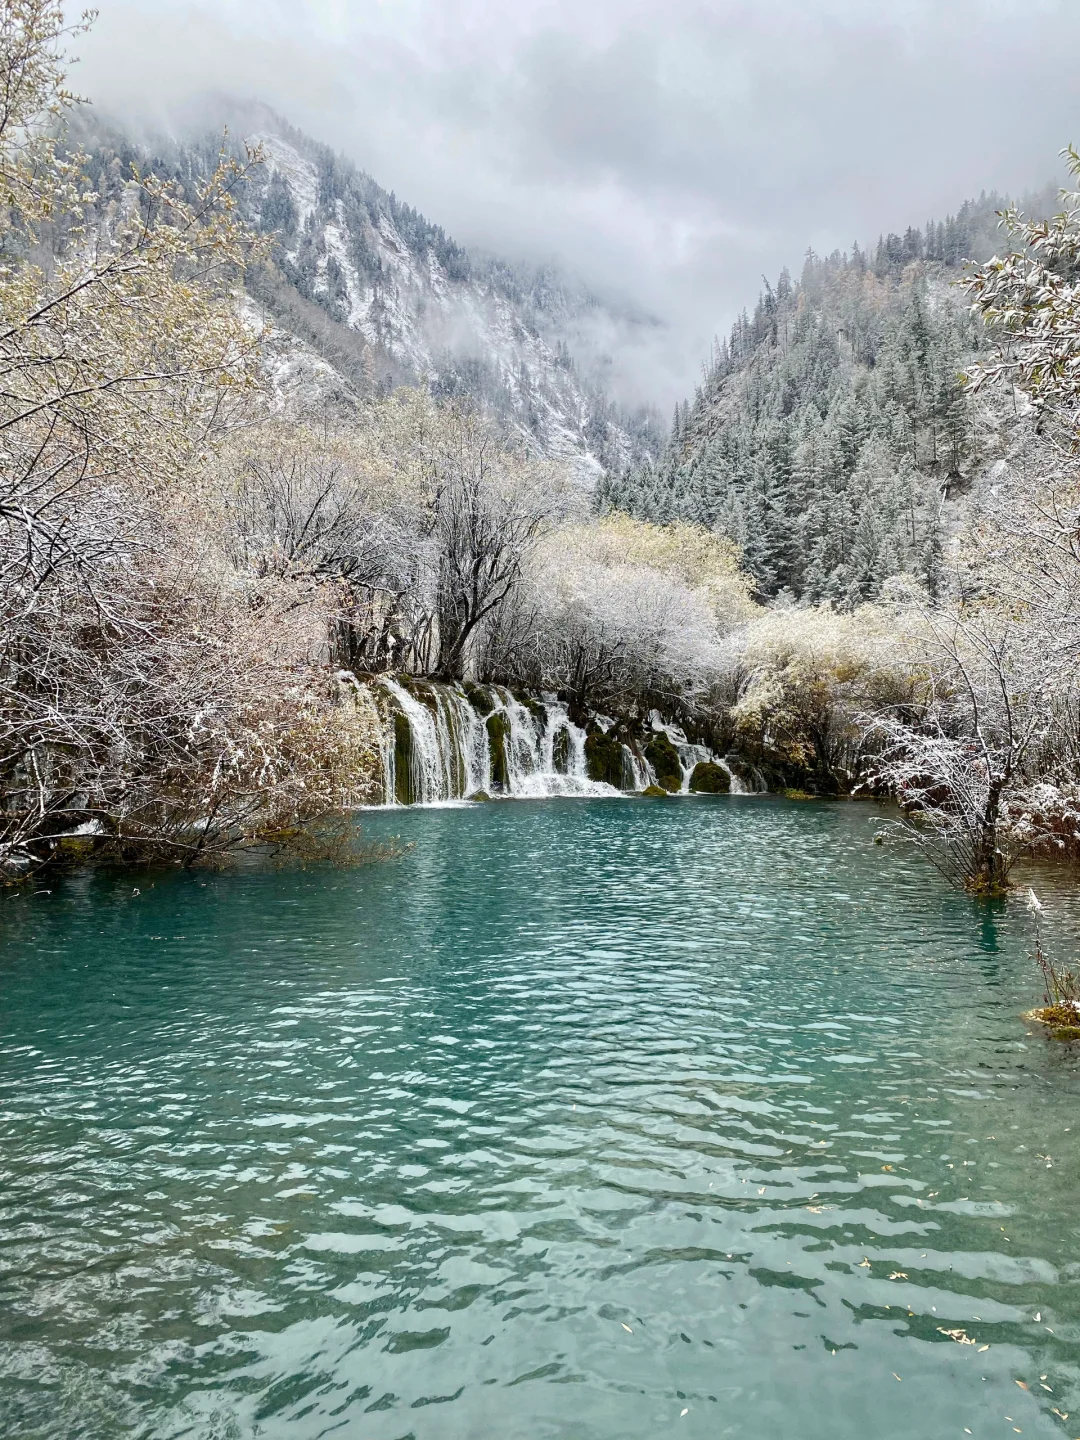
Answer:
[355,676,752,806]
[646,712,751,796]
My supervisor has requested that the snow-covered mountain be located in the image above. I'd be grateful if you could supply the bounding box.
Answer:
[81,103,664,484]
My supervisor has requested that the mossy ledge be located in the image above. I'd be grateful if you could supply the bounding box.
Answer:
[486,711,510,791]
[585,728,626,787]
[689,761,730,794]
[552,725,571,775]
[394,711,414,806]
[463,682,496,717]
[644,732,682,792]
[1023,1005,1080,1040]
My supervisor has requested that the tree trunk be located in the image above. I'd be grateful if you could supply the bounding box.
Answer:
[969,782,1008,895]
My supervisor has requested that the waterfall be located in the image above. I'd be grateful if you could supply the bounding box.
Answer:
[370,678,621,805]
[645,711,746,794]
[359,676,757,806]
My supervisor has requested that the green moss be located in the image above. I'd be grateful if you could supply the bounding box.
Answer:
[1025,1005,1080,1040]
[514,690,548,727]
[782,788,815,801]
[394,712,414,805]
[51,836,97,864]
[414,681,439,715]
[552,725,571,775]
[618,745,639,790]
[644,732,682,792]
[641,784,670,797]
[468,790,493,803]
[689,761,730,794]
[442,700,465,797]
[585,728,625,787]
[487,711,510,791]
[463,682,496,717]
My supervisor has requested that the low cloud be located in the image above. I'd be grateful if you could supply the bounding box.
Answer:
[75,0,1080,405]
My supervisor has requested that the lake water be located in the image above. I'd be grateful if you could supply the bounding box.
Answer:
[3,796,1080,1440]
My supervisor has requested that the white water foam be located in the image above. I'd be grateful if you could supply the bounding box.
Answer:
[360,678,749,806]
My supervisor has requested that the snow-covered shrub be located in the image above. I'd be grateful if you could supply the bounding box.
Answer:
[488,516,755,715]
[724,603,915,779]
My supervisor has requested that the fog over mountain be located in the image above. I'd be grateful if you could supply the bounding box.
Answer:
[76,0,1080,407]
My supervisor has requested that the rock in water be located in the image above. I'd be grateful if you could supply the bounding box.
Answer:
[689,761,730,794]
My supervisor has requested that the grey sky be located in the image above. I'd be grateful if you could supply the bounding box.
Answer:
[75,0,1080,405]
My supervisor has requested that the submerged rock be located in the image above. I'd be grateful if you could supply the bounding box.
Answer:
[468,790,493,803]
[641,784,670,797]
[689,761,730,794]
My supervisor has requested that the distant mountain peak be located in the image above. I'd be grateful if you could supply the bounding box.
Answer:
[77,99,665,482]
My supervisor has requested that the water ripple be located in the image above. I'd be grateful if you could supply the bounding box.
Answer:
[2,797,1080,1438]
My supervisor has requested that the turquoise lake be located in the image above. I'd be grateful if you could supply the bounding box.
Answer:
[3,795,1080,1439]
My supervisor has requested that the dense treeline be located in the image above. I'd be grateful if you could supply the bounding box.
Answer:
[601,189,1053,605]
[593,165,1080,894]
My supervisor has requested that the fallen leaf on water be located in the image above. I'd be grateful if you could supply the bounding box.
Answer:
[1016,1380,1029,1391]
[680,1409,688,1418]
[882,1164,894,1172]
[858,1258,872,1268]
[937,1328,976,1345]
[621,1324,633,1333]
[892,1373,902,1381]
[978,1345,990,1353]
[889,1272,908,1280]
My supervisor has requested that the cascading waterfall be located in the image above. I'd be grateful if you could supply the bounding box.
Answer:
[645,712,749,795]
[359,676,754,806]
[371,678,619,805]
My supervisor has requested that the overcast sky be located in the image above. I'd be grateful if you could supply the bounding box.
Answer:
[74,0,1080,404]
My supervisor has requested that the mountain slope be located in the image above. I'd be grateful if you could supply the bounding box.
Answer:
[603,189,1058,601]
[78,103,664,484]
